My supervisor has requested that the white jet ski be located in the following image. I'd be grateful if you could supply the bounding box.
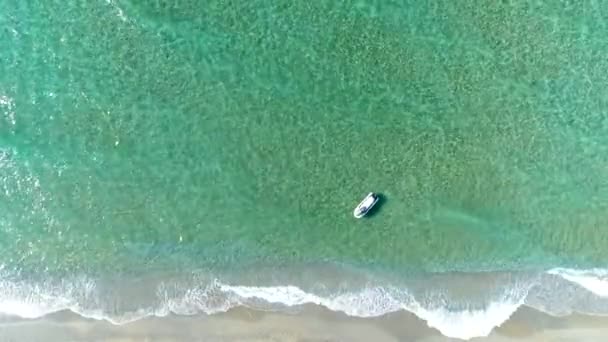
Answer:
[353,192,379,218]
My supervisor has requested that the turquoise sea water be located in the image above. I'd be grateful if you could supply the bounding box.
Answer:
[1,1,608,339]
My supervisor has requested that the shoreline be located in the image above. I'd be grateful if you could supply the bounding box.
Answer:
[0,267,607,339]
[2,305,608,342]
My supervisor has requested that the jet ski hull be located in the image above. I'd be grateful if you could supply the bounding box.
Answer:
[353,192,379,218]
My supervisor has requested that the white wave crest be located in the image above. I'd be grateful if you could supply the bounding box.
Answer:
[547,268,608,297]
[6,268,608,340]
[219,284,406,317]
[411,297,522,339]
[0,277,95,319]
[220,283,526,340]
[0,276,531,340]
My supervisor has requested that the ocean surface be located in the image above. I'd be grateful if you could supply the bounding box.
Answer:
[1,0,608,339]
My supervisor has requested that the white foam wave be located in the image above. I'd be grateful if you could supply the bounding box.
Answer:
[0,277,95,319]
[0,276,245,324]
[220,283,526,340]
[219,284,406,317]
[9,269,608,340]
[547,268,608,297]
[0,276,529,340]
[411,297,522,339]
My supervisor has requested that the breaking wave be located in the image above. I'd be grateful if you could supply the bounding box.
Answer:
[547,268,608,298]
[0,268,607,340]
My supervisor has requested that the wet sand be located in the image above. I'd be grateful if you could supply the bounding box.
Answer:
[1,306,608,342]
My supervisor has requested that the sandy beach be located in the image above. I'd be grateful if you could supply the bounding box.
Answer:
[1,306,608,342]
